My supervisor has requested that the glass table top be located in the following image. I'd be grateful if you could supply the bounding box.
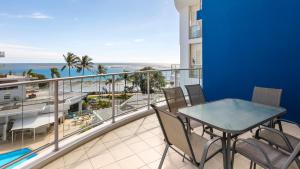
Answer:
[179,99,286,134]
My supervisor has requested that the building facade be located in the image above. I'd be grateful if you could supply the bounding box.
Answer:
[174,0,202,87]
[0,75,29,103]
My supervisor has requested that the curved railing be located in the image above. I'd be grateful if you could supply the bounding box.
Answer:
[0,67,201,169]
[190,24,202,39]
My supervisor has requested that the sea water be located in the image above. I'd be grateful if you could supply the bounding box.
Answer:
[0,63,171,78]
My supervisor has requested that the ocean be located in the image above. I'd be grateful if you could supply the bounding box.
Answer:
[0,63,172,78]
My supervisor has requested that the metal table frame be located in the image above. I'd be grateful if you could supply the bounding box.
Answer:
[179,99,287,169]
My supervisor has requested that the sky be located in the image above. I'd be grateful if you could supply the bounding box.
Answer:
[0,0,180,64]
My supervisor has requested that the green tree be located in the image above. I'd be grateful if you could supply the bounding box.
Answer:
[76,55,94,92]
[130,67,166,94]
[61,52,79,91]
[97,64,107,96]
[50,67,61,78]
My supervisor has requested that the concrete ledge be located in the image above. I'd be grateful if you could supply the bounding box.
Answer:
[21,105,167,169]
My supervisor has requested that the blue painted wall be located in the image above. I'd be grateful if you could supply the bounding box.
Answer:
[200,0,300,121]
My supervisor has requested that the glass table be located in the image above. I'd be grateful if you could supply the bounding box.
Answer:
[179,98,286,169]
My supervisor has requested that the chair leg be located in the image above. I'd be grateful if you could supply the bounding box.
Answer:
[198,161,205,169]
[294,158,300,168]
[250,161,253,169]
[231,150,235,168]
[253,163,256,169]
[158,145,169,169]
[222,134,227,169]
[209,127,214,139]
[182,154,185,162]
[278,121,283,132]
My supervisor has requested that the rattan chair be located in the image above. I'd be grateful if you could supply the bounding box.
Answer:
[162,87,202,129]
[151,104,222,169]
[185,84,205,106]
[232,127,300,169]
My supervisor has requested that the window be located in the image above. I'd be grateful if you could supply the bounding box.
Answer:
[4,94,11,100]
[189,4,202,39]
[0,86,18,91]
[189,43,202,78]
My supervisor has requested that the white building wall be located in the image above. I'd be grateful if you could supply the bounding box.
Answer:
[174,0,202,88]
[0,85,26,103]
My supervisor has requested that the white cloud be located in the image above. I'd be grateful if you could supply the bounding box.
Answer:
[104,39,144,47]
[0,43,61,63]
[30,12,53,19]
[104,42,113,46]
[133,39,145,43]
[104,40,132,47]
[0,12,53,20]
[0,43,44,50]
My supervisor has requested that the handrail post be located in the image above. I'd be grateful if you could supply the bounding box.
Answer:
[53,80,59,151]
[112,75,115,123]
[174,70,179,87]
[147,72,150,110]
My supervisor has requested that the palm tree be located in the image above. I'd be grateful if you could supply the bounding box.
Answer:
[8,70,13,75]
[61,52,79,91]
[97,64,107,75]
[105,78,113,93]
[120,70,130,94]
[97,64,107,96]
[24,69,34,77]
[76,55,94,92]
[50,67,61,78]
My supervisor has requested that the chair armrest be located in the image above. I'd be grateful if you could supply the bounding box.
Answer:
[255,126,294,152]
[199,137,223,167]
[233,139,272,168]
[274,119,300,128]
[282,143,300,169]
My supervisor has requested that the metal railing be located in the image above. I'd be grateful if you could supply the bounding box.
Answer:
[0,67,202,169]
[189,24,202,39]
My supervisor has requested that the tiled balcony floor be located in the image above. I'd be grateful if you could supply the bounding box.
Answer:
[42,114,300,169]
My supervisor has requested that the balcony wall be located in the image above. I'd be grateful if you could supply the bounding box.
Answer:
[200,0,300,122]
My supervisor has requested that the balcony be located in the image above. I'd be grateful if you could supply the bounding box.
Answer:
[1,68,299,169]
[0,68,201,169]
[41,114,299,169]
[189,24,202,39]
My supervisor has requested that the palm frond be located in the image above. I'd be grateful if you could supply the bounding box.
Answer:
[61,65,67,71]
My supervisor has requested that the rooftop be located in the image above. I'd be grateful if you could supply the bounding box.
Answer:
[0,75,30,81]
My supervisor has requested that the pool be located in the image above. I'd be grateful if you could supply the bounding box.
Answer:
[0,148,37,169]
